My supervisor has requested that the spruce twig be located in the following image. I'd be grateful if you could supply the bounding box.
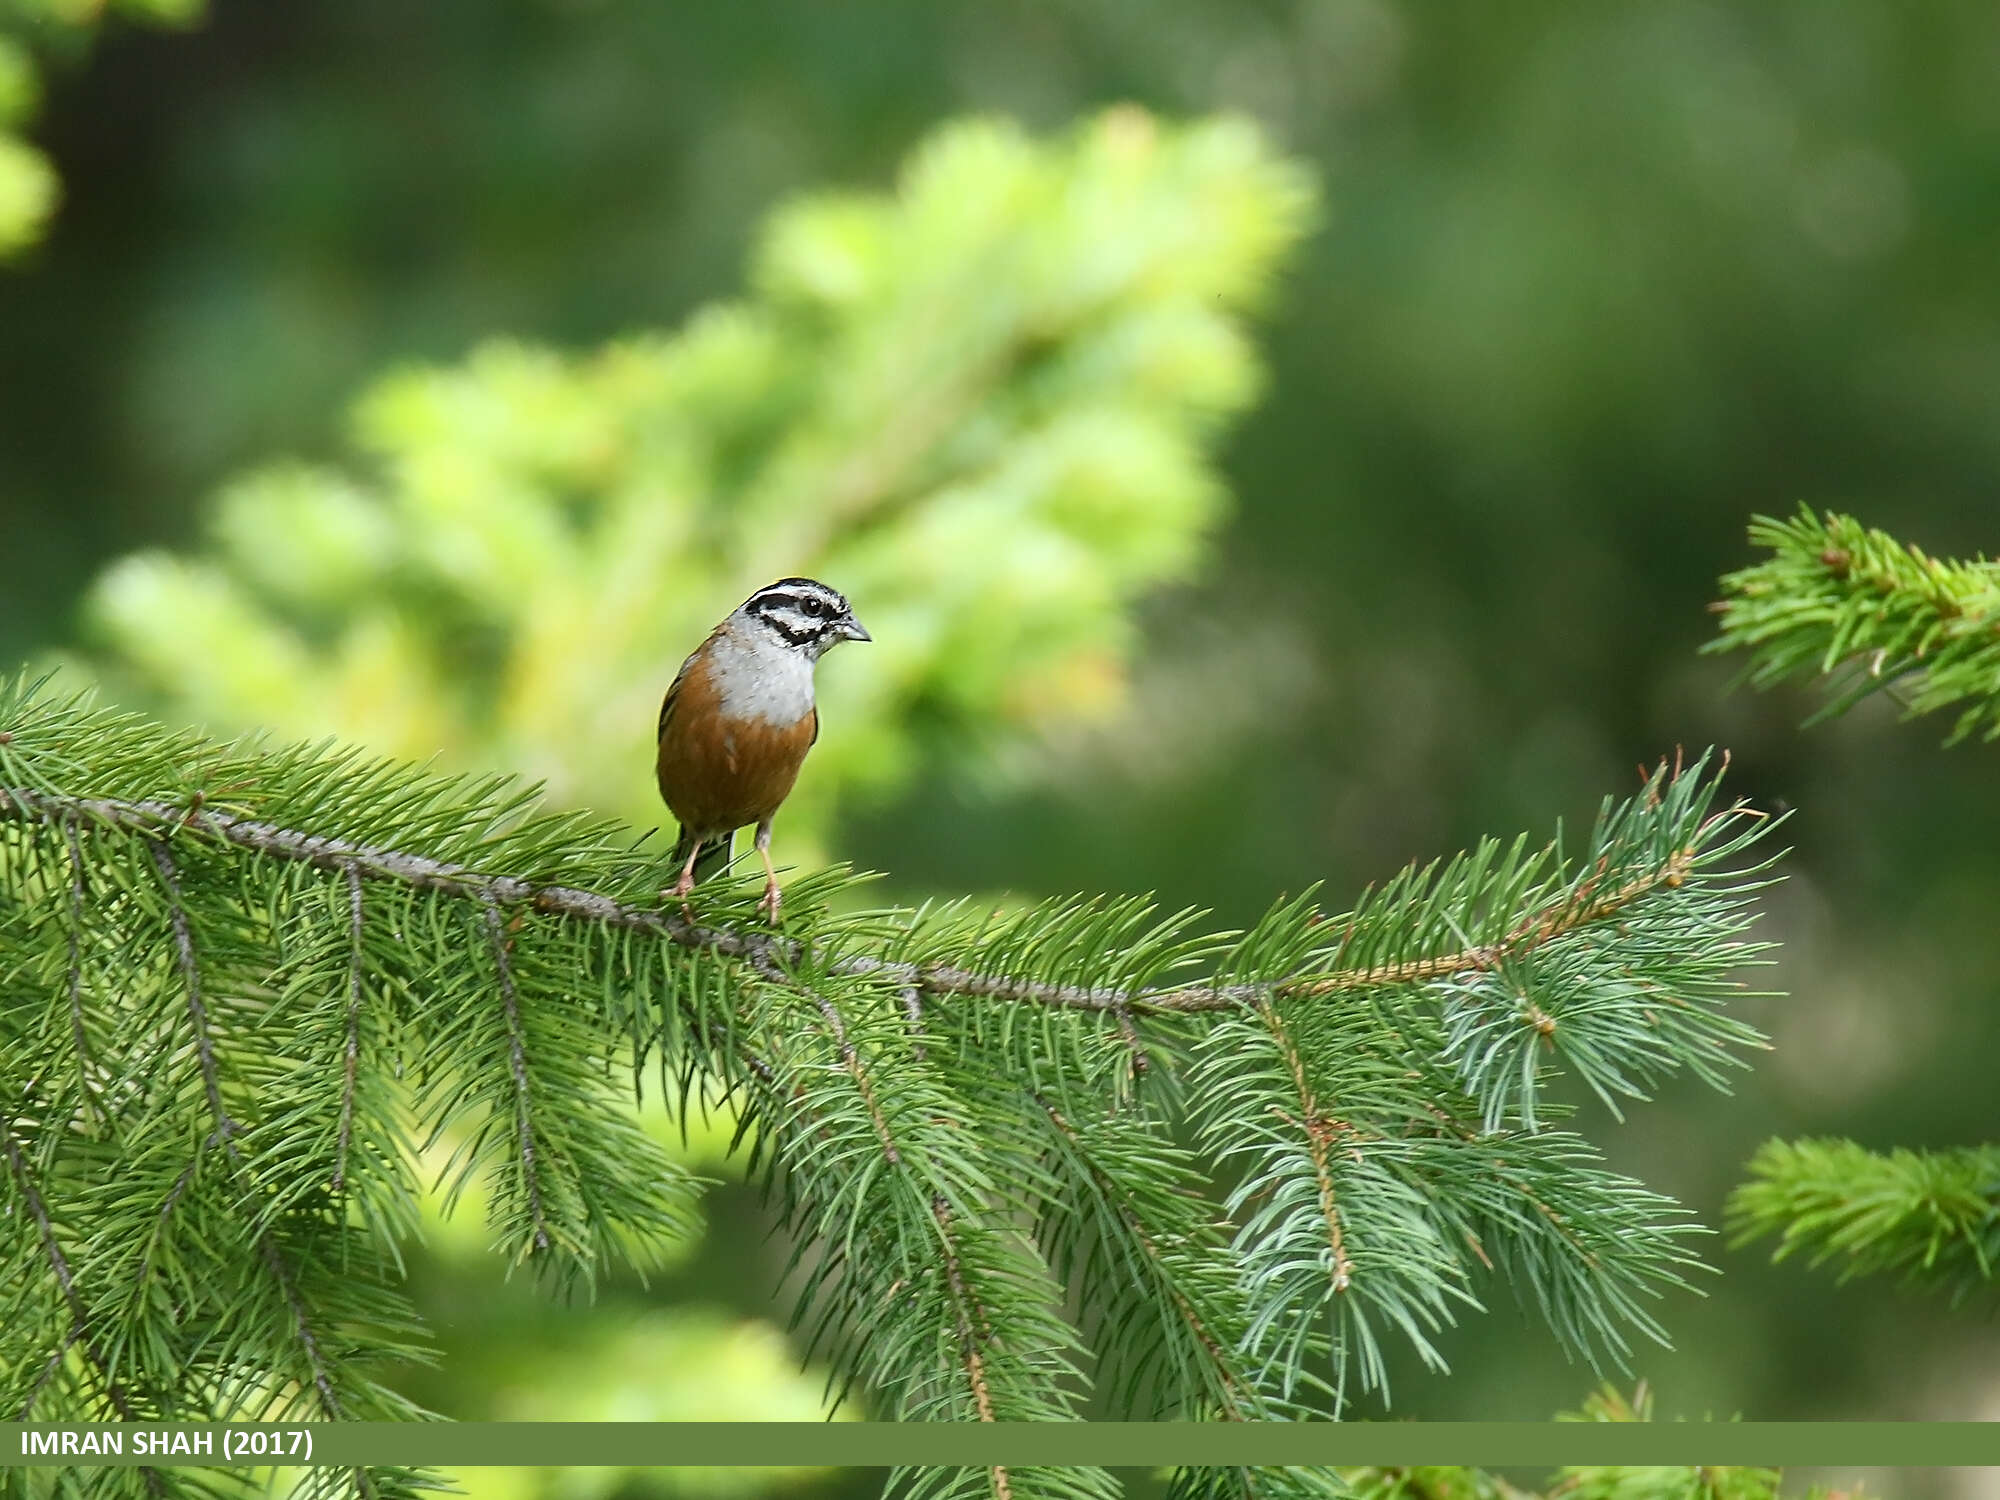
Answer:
[1710,509,1999,1307]
[0,680,1783,1480]
[1709,505,2000,742]
[0,784,1741,1019]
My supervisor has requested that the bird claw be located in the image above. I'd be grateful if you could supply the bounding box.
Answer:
[664,871,699,922]
[757,882,783,925]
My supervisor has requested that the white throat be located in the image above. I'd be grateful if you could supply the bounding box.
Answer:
[707,621,818,726]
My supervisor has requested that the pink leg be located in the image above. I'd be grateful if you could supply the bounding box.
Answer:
[754,820,782,924]
[670,839,702,903]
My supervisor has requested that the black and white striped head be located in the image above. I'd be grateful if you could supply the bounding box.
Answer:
[736,577,871,660]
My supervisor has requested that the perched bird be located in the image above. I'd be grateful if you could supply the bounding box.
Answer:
[655,577,870,922]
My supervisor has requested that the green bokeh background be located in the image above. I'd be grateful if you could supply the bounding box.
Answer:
[2,0,1997,1478]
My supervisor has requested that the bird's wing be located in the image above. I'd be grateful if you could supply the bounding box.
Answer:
[656,629,720,742]
[809,704,820,748]
[655,669,682,742]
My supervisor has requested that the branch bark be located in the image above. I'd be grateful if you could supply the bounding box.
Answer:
[0,787,1727,1018]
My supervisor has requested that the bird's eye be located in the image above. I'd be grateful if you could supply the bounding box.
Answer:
[803,597,826,617]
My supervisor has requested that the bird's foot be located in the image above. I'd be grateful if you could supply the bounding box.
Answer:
[757,880,783,925]
[665,869,698,921]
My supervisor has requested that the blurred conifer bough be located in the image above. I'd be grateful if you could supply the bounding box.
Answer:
[70,108,1317,848]
[1712,509,2000,1304]
[0,0,203,257]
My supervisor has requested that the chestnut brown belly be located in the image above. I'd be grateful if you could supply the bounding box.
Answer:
[656,713,814,837]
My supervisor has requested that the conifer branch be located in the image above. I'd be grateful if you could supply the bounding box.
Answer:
[148,838,235,1141]
[1112,1007,1150,1075]
[1711,511,1999,1308]
[59,816,98,1125]
[150,838,360,1432]
[485,899,552,1253]
[1709,505,2000,741]
[1037,1098,1256,1420]
[141,1145,210,1282]
[19,1335,75,1425]
[1258,1001,1354,1293]
[0,682,1781,1450]
[2,1111,143,1428]
[332,863,364,1196]
[251,1225,347,1423]
[4,1101,176,1494]
[808,986,903,1168]
[0,784,1728,1019]
[932,1194,998,1425]
[1316,843,1702,996]
[899,984,928,1064]
[1729,1139,2000,1298]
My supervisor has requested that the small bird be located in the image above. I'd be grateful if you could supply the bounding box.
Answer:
[655,577,870,922]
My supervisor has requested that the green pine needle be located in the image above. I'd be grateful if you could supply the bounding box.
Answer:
[2,675,1787,1491]
[1709,505,2000,743]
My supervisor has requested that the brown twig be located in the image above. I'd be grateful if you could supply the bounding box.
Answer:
[1,1111,151,1434]
[1256,1003,1353,1292]
[486,899,552,1253]
[59,815,100,1125]
[149,840,361,1439]
[332,862,365,1195]
[799,981,902,1167]
[0,787,1725,1018]
[931,1193,998,1425]
[148,839,234,1139]
[1038,1098,1252,1419]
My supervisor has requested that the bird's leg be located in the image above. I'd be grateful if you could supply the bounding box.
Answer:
[670,838,703,906]
[754,820,782,924]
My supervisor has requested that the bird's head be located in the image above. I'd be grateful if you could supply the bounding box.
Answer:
[738,577,871,661]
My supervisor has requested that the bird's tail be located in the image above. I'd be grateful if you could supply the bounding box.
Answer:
[671,830,735,886]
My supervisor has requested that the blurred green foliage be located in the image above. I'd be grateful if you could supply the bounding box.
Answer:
[3,0,1999,1461]
[1345,1386,1794,1500]
[70,108,1312,846]
[0,24,61,254]
[1711,508,2000,744]
[1729,1137,2000,1300]
[0,0,200,253]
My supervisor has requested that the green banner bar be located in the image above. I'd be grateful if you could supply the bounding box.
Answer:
[5,1423,1998,1468]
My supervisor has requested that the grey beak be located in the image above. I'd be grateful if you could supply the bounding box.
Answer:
[839,615,872,643]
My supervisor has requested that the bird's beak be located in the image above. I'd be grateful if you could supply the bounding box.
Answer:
[838,615,872,643]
